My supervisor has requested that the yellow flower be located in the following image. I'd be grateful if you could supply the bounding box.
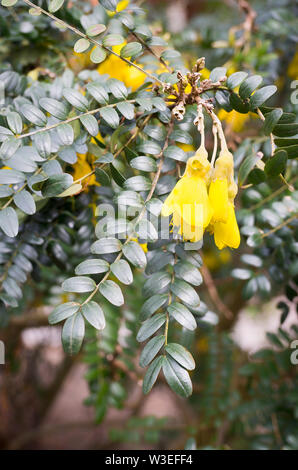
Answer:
[177,143,195,152]
[212,202,240,250]
[72,153,97,187]
[161,147,213,242]
[107,0,129,16]
[218,109,250,133]
[208,149,240,250]
[97,42,146,91]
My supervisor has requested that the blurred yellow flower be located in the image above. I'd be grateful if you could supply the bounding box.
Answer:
[218,109,250,133]
[97,42,146,91]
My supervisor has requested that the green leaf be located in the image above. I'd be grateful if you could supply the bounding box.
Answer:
[170,129,193,145]
[99,280,124,306]
[226,71,248,89]
[238,153,260,186]
[209,67,226,81]
[0,207,19,237]
[120,42,142,58]
[231,268,253,280]
[143,356,163,394]
[243,277,258,300]
[167,302,197,331]
[250,85,277,109]
[63,88,88,112]
[74,38,90,53]
[116,101,135,120]
[39,98,69,120]
[86,24,106,37]
[102,34,125,47]
[107,78,128,99]
[86,83,108,104]
[82,301,105,330]
[241,254,263,267]
[111,259,133,285]
[95,168,110,185]
[90,46,107,64]
[247,168,266,185]
[174,261,202,286]
[143,272,171,297]
[7,112,22,134]
[229,92,249,114]
[48,302,80,325]
[162,356,192,397]
[170,279,200,307]
[91,237,122,254]
[42,174,73,197]
[0,137,21,160]
[137,313,167,342]
[75,259,109,275]
[139,335,165,368]
[273,123,298,137]
[1,0,18,6]
[0,169,25,184]
[21,103,47,126]
[239,75,263,99]
[62,276,96,293]
[130,156,157,172]
[57,123,74,145]
[165,343,195,370]
[263,108,283,135]
[80,114,99,136]
[48,0,64,13]
[138,141,161,155]
[141,294,168,320]
[99,107,119,128]
[123,241,147,268]
[164,145,187,162]
[62,313,85,355]
[264,150,287,178]
[13,190,36,215]
[100,0,117,11]
[124,175,151,191]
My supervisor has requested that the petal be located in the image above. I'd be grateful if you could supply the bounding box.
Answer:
[213,203,240,250]
[209,179,229,223]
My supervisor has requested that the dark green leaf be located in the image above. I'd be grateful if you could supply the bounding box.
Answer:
[62,313,85,355]
[162,356,192,397]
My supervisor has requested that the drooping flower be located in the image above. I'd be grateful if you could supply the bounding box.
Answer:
[208,149,240,249]
[161,147,213,242]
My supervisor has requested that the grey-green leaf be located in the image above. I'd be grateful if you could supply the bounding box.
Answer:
[0,207,19,237]
[13,190,36,215]
[139,335,165,368]
[82,301,105,330]
[48,302,80,325]
[165,343,195,370]
[62,276,96,293]
[137,313,166,342]
[75,258,109,275]
[167,302,197,331]
[62,312,85,355]
[143,356,163,394]
[111,259,133,285]
[99,280,124,306]
[162,356,192,397]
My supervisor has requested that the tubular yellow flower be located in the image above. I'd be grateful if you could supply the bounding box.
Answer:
[208,149,240,250]
[212,202,240,250]
[161,147,213,242]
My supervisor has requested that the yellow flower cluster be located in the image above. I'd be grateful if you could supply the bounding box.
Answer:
[161,144,240,250]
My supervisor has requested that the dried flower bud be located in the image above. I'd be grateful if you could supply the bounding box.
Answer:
[172,101,185,121]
